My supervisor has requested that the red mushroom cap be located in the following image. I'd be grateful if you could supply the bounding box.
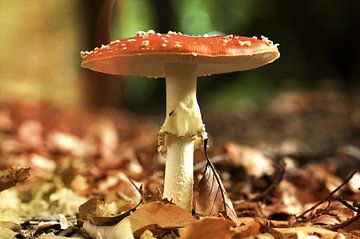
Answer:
[81,30,280,78]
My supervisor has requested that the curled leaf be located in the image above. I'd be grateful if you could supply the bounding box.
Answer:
[78,198,137,226]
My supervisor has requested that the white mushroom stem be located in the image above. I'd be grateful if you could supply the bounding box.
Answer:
[161,63,205,211]
[164,135,194,211]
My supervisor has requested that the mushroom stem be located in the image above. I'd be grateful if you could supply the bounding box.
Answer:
[164,135,194,211]
[161,63,204,211]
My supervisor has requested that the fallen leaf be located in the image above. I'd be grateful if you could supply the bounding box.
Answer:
[78,198,137,226]
[222,142,274,178]
[339,215,360,232]
[231,217,261,237]
[0,167,30,192]
[195,140,239,225]
[179,217,234,239]
[130,201,196,235]
[0,221,21,232]
[311,201,355,226]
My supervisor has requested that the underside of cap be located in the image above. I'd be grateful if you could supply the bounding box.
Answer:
[81,31,280,78]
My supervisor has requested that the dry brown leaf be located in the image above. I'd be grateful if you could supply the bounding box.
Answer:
[231,217,261,237]
[0,221,21,234]
[0,167,30,192]
[222,142,274,177]
[130,201,196,235]
[179,216,234,239]
[97,171,142,203]
[195,160,239,225]
[347,230,360,238]
[78,198,137,226]
[340,216,360,232]
[311,201,355,226]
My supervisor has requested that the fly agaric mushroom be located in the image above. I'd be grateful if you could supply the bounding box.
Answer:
[81,30,280,211]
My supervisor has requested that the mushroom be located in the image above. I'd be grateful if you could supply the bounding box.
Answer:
[81,30,280,211]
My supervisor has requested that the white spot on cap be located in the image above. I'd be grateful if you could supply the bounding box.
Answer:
[192,53,197,56]
[261,35,274,46]
[122,47,127,50]
[141,40,150,46]
[127,39,136,42]
[80,51,89,58]
[109,40,120,45]
[238,40,251,47]
[162,43,167,48]
[174,42,182,48]
[136,31,146,38]
[136,30,155,38]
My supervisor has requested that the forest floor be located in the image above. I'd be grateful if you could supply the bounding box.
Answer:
[0,85,360,238]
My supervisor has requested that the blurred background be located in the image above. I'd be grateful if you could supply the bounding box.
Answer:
[0,0,359,149]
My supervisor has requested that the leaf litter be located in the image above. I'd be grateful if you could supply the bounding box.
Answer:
[0,86,360,238]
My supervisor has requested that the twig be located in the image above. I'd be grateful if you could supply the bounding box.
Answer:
[296,164,360,219]
[250,159,286,202]
[128,177,142,196]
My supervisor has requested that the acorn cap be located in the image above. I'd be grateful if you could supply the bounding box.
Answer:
[81,30,280,78]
